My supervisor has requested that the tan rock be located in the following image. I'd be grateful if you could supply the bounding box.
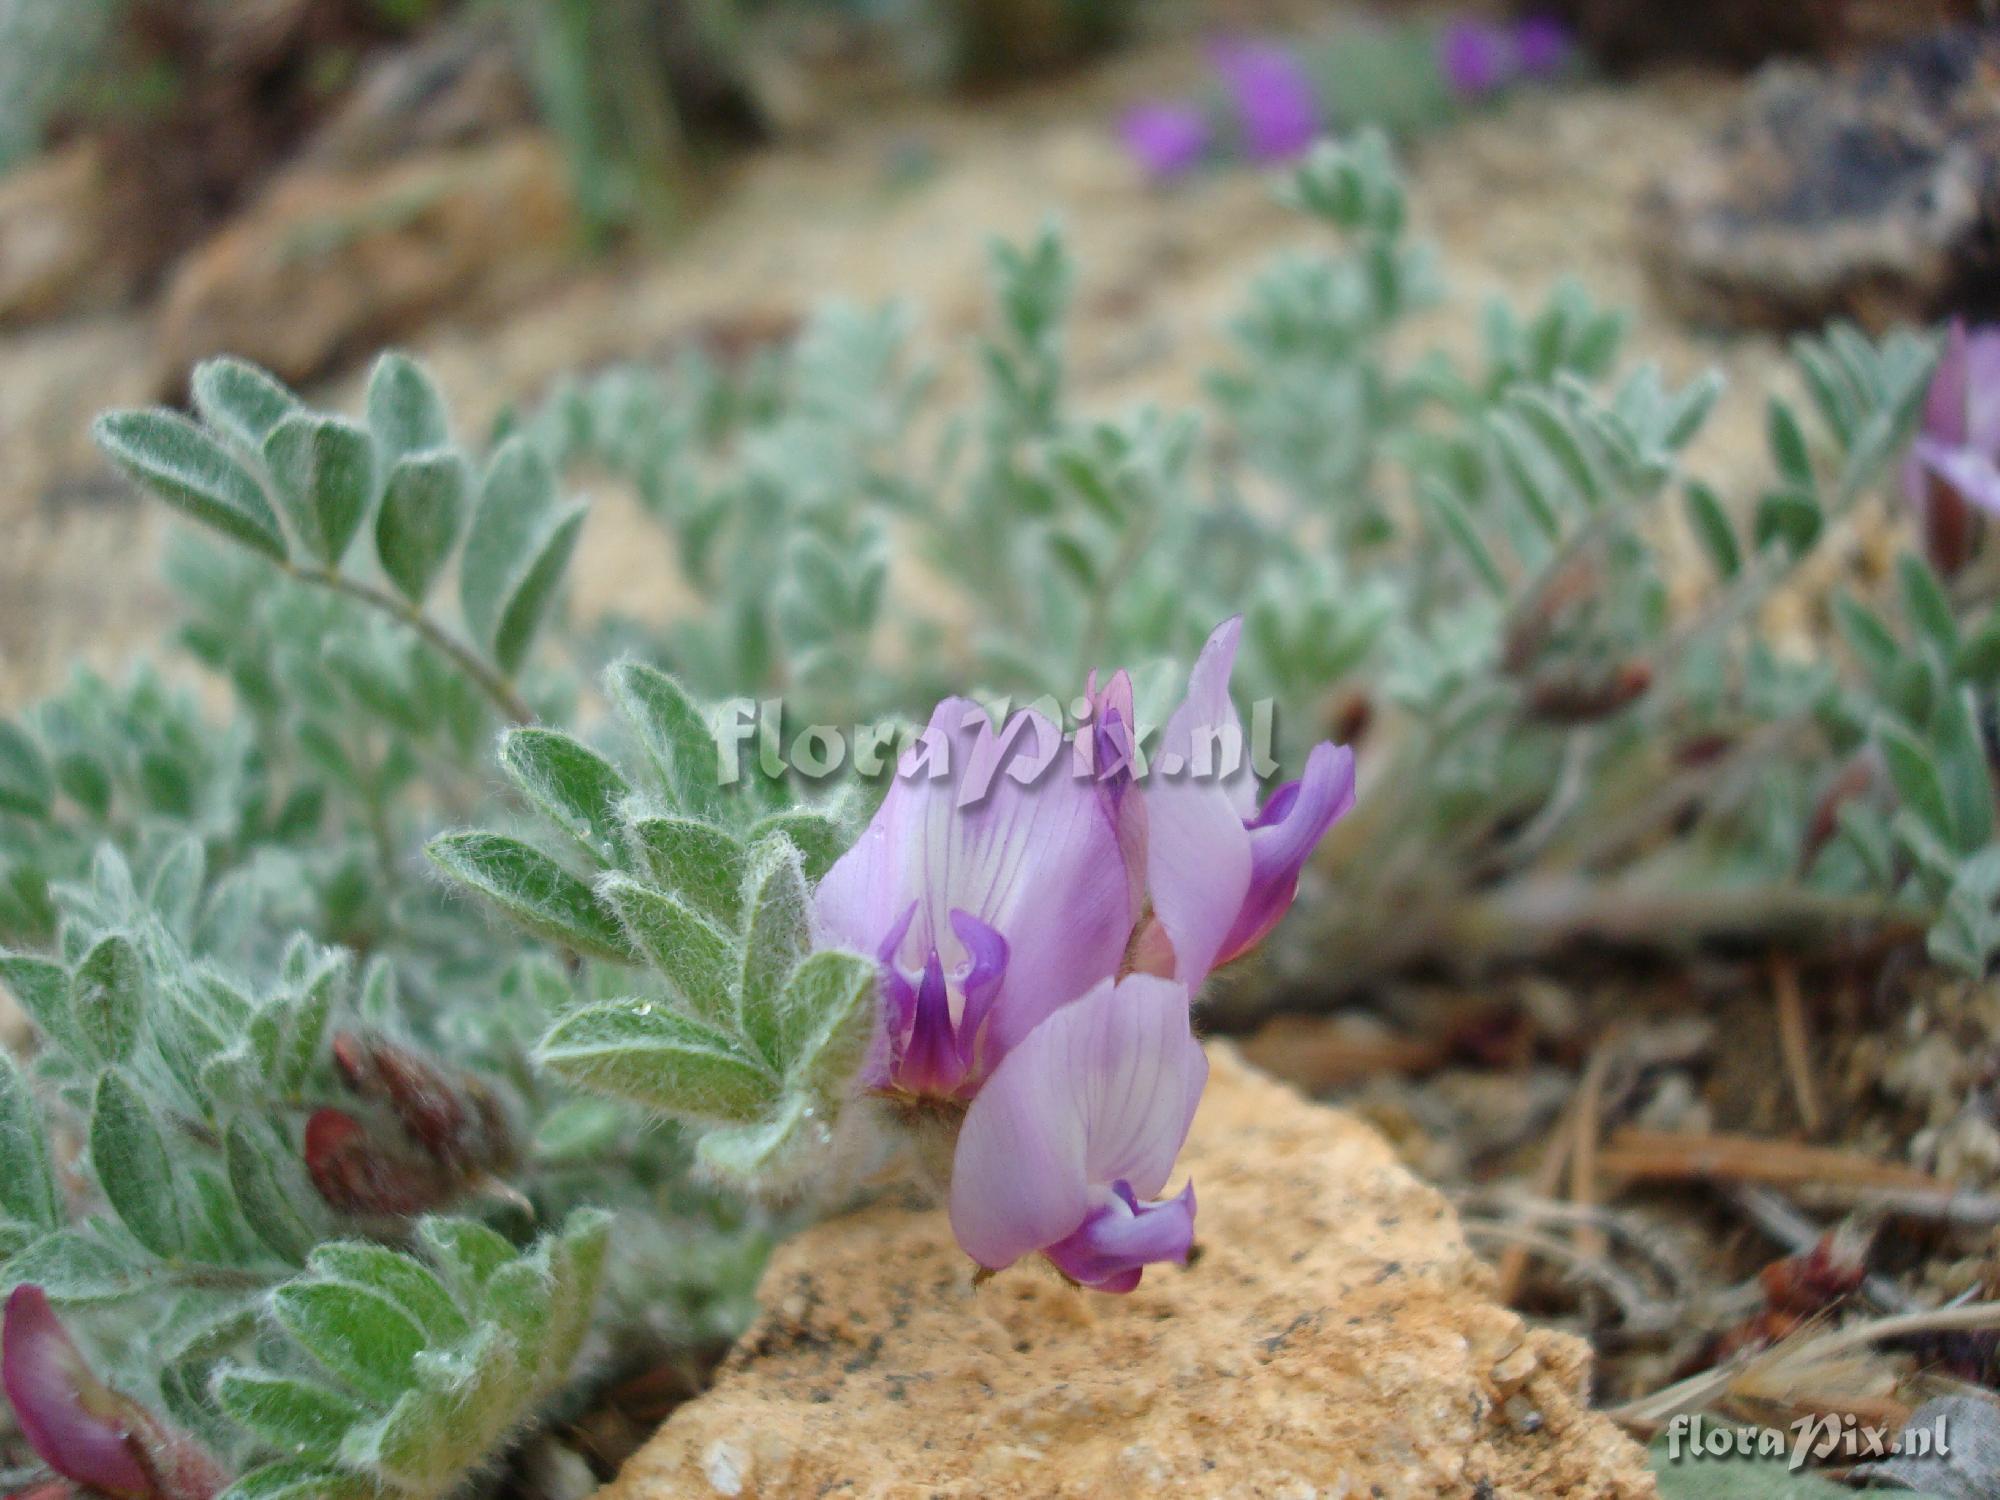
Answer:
[0,143,145,328]
[155,132,577,388]
[602,1045,1656,1499]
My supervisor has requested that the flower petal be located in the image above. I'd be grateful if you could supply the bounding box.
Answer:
[1918,438,2000,518]
[1218,741,1358,965]
[1143,617,1256,985]
[1210,40,1320,162]
[1043,1180,1197,1292]
[948,974,1206,1272]
[1924,321,1972,448]
[2,1286,154,1499]
[1120,102,1212,180]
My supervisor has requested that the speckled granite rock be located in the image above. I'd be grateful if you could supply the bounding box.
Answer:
[600,1045,1655,1500]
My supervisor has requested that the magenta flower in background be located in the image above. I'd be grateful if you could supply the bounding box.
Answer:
[1438,18,1515,97]
[949,974,1206,1291]
[1905,321,2000,574]
[1121,101,1212,181]
[1512,15,1573,77]
[813,697,1130,1100]
[1210,39,1322,162]
[1125,617,1358,984]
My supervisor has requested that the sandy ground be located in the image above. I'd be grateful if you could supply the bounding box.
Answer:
[0,32,1775,712]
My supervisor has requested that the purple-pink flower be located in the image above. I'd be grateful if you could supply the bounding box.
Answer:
[2,1286,225,1500]
[1122,617,1358,984]
[814,618,1355,1291]
[949,974,1206,1292]
[814,698,1130,1101]
[1905,320,2000,574]
[1210,40,1322,163]
[1513,15,1573,78]
[1121,102,1212,181]
[1438,19,1514,97]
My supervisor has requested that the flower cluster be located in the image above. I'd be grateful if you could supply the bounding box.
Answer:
[1121,17,1573,181]
[1436,15,1572,98]
[814,619,1356,1291]
[1904,319,2000,575]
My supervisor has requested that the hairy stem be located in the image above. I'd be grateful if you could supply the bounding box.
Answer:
[291,567,537,726]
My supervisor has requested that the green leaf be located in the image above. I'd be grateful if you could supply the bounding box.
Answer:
[1682,482,1740,580]
[481,1254,553,1359]
[191,357,299,452]
[746,809,845,884]
[1648,1442,1857,1499]
[773,948,877,1095]
[213,1367,368,1456]
[366,352,451,466]
[1956,611,2000,683]
[1765,397,1815,488]
[416,1217,517,1300]
[356,1323,528,1489]
[599,876,738,1024]
[1930,846,2000,978]
[3,1229,153,1302]
[55,751,110,818]
[491,504,584,677]
[271,1278,427,1405]
[1486,411,1562,541]
[1661,368,1725,449]
[225,1119,321,1265]
[627,815,745,926]
[263,414,376,566]
[1879,721,1955,848]
[427,831,636,963]
[540,1209,610,1382]
[95,409,287,561]
[1833,593,1900,689]
[0,1054,56,1230]
[1897,551,1959,657]
[1753,489,1822,558]
[91,1070,186,1258]
[1418,477,1505,596]
[1510,390,1605,507]
[374,452,469,605]
[216,1460,376,1500]
[74,933,142,1065]
[1935,686,1994,849]
[249,984,333,1095]
[0,720,53,818]
[0,952,78,1054]
[147,836,206,936]
[538,1001,776,1122]
[460,437,582,674]
[309,1243,470,1345]
[501,727,632,853]
[739,839,810,1061]
[607,660,721,818]
[696,1092,820,1187]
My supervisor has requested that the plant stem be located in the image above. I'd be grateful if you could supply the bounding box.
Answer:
[291,567,537,726]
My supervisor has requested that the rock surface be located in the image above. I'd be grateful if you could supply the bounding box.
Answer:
[0,144,145,327]
[601,1045,1655,1499]
[155,132,576,387]
[1530,0,1971,71]
[1643,28,2000,330]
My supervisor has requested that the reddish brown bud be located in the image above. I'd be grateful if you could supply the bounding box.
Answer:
[303,1109,453,1218]
[1328,690,1373,749]
[1798,754,1876,876]
[1525,660,1652,724]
